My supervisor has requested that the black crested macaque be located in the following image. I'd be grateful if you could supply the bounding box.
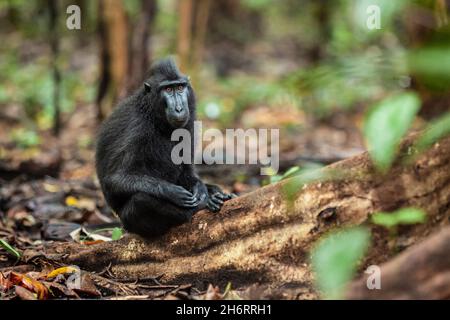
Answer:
[95,58,233,238]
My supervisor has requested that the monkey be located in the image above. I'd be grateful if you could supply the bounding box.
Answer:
[95,58,233,238]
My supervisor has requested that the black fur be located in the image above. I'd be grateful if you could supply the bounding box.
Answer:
[95,58,232,238]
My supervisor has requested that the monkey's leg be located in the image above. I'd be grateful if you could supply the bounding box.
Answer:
[119,192,198,238]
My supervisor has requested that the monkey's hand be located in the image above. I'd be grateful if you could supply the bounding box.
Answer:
[206,184,236,212]
[192,181,208,210]
[162,184,201,208]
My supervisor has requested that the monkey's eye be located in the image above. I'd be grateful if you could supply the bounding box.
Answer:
[165,87,173,93]
[177,85,184,92]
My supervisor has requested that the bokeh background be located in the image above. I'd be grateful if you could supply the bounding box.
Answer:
[0,0,450,300]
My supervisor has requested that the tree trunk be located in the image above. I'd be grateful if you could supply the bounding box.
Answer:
[48,0,61,136]
[127,0,157,92]
[176,0,193,72]
[48,134,450,298]
[191,0,211,69]
[96,0,129,120]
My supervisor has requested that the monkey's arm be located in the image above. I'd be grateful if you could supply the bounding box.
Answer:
[178,166,208,209]
[103,172,201,208]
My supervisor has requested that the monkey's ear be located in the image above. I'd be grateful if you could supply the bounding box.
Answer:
[144,82,151,93]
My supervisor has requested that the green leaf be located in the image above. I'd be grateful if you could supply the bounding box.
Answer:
[223,282,232,296]
[414,112,450,153]
[282,168,324,202]
[311,227,371,300]
[0,239,21,260]
[281,165,344,203]
[363,92,420,172]
[269,175,283,184]
[282,166,301,179]
[372,208,426,228]
[111,227,123,241]
[395,208,426,224]
[270,166,302,185]
[371,212,398,228]
[408,47,450,80]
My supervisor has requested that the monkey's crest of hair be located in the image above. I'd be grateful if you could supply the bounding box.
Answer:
[148,57,187,81]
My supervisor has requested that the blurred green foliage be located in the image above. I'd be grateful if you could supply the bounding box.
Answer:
[372,208,426,229]
[311,227,371,300]
[10,128,40,148]
[285,50,408,117]
[241,0,272,10]
[198,76,298,126]
[408,47,450,90]
[268,165,301,184]
[363,92,421,172]
[0,50,95,131]
[414,112,450,153]
[281,163,326,202]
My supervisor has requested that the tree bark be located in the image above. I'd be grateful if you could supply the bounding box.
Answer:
[48,134,450,298]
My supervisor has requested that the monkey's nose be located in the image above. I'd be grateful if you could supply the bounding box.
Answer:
[175,105,183,113]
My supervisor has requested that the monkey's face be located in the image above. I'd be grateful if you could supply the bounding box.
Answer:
[160,80,190,128]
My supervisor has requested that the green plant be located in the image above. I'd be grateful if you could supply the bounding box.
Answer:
[371,207,426,229]
[311,227,371,300]
[0,239,21,260]
[269,165,301,184]
[408,47,450,89]
[91,227,124,241]
[414,112,450,154]
[281,164,325,202]
[363,92,420,172]
[111,227,123,241]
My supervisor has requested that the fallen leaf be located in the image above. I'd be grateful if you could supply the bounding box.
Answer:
[71,274,101,297]
[15,285,37,300]
[70,227,112,243]
[43,183,61,193]
[46,266,79,279]
[65,196,79,207]
[42,281,80,299]
[203,284,223,300]
[65,196,96,211]
[9,272,48,299]
[0,272,13,291]
[81,240,105,245]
